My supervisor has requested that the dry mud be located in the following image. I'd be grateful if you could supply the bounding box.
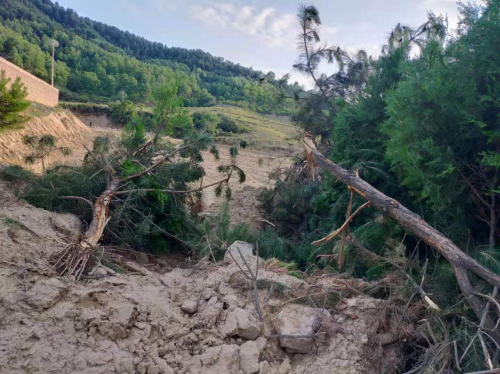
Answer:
[0,180,396,374]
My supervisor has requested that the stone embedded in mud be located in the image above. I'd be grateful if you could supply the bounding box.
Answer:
[255,336,268,353]
[195,344,241,373]
[25,278,66,311]
[49,214,81,237]
[278,357,292,373]
[108,303,137,326]
[239,340,260,374]
[181,300,198,314]
[195,296,223,328]
[222,294,241,308]
[259,361,272,374]
[222,307,261,340]
[275,304,331,354]
[201,287,215,300]
[224,241,255,267]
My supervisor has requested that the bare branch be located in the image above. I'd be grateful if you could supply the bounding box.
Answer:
[121,141,199,183]
[59,196,95,211]
[115,177,229,196]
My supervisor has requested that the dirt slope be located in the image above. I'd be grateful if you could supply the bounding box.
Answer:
[0,181,396,374]
[0,108,118,173]
[200,145,295,227]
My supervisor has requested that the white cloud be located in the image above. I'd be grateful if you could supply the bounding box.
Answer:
[147,0,182,12]
[189,3,298,49]
[189,2,340,49]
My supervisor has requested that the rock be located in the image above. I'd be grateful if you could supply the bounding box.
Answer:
[239,340,260,374]
[224,241,255,267]
[255,336,267,353]
[80,308,105,322]
[124,261,149,276]
[222,294,241,308]
[278,358,291,374]
[197,344,241,373]
[25,278,66,311]
[137,252,149,264]
[201,287,215,300]
[275,304,331,353]
[89,266,108,279]
[222,307,261,340]
[196,296,223,328]
[50,214,81,237]
[259,361,272,374]
[181,300,198,314]
[108,303,137,326]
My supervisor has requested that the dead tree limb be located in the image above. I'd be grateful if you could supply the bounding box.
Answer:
[227,243,263,321]
[303,132,500,346]
[346,235,440,311]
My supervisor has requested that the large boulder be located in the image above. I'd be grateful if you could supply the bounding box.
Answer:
[274,304,331,353]
[222,307,261,340]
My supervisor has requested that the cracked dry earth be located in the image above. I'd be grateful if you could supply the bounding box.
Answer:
[0,181,391,374]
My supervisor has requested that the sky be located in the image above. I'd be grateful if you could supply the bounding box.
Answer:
[54,0,465,87]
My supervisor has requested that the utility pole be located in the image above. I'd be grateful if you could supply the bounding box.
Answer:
[49,39,59,87]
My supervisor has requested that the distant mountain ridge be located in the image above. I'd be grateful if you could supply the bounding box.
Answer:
[0,0,294,114]
[24,0,261,79]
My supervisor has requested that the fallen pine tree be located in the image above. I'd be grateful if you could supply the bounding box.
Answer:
[53,134,244,280]
[303,132,500,360]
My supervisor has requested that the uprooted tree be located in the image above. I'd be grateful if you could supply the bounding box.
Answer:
[303,132,500,352]
[7,81,245,279]
[54,133,242,279]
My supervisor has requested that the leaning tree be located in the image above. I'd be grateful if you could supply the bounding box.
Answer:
[295,4,500,368]
[43,82,246,279]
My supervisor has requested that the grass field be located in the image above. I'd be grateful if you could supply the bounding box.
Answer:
[189,105,300,148]
[59,102,300,148]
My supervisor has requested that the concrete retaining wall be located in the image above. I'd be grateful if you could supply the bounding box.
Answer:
[0,57,59,107]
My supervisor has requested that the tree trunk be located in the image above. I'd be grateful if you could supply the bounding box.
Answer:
[54,175,121,279]
[303,133,500,344]
[80,175,121,250]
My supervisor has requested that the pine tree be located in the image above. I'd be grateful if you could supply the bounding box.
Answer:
[0,71,30,132]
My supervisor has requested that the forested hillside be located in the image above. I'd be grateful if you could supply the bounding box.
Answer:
[0,0,295,113]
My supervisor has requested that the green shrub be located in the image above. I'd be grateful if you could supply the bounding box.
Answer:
[0,70,30,132]
[192,111,220,134]
[109,100,137,124]
[217,114,249,134]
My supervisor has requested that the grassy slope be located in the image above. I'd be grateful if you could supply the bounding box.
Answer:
[189,105,299,148]
[61,102,300,149]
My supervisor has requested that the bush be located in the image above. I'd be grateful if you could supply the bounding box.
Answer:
[109,100,137,124]
[192,111,220,134]
[217,114,250,134]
